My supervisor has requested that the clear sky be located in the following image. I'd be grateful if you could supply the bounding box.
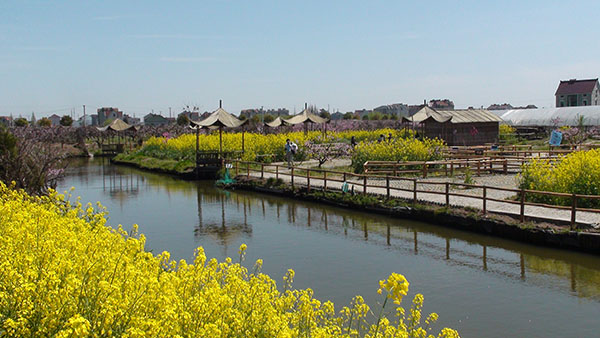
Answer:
[1,0,599,118]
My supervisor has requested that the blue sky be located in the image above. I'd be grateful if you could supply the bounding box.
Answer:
[1,0,599,118]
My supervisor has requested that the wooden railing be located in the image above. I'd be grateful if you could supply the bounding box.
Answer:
[101,143,125,155]
[233,160,600,229]
[362,155,565,177]
[443,144,600,160]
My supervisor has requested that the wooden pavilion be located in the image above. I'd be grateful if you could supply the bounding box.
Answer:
[96,118,138,155]
[189,101,248,178]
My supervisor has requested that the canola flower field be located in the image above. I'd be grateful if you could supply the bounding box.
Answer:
[135,129,423,163]
[519,149,600,208]
[351,138,445,173]
[0,182,459,337]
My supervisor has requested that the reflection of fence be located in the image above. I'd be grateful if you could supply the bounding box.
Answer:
[234,160,600,228]
[225,193,596,298]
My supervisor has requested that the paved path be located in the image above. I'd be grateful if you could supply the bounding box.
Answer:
[239,159,600,227]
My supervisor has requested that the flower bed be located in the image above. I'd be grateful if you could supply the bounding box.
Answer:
[519,150,600,208]
[351,138,446,173]
[0,182,459,337]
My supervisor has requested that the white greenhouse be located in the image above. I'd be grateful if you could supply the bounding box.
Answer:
[499,106,600,127]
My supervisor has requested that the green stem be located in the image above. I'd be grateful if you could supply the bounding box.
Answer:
[373,296,389,338]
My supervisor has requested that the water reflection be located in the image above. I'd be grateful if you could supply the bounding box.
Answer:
[60,158,600,303]
[214,192,600,300]
[195,188,252,256]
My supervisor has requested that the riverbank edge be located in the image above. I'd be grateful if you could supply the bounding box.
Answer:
[111,156,197,179]
[227,176,600,255]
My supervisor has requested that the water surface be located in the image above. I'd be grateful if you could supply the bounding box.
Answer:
[57,158,600,338]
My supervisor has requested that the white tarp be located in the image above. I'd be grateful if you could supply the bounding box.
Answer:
[500,106,600,126]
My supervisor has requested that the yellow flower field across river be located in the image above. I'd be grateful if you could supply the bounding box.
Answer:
[139,129,412,162]
[0,182,459,337]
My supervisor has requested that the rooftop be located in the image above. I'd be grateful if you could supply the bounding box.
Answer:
[555,78,599,96]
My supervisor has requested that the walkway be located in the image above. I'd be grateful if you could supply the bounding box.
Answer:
[242,159,600,227]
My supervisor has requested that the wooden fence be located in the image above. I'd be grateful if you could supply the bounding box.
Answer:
[233,160,600,229]
[443,144,600,160]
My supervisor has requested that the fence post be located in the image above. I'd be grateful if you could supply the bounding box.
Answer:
[307,169,311,192]
[386,175,390,198]
[291,167,295,188]
[247,162,250,178]
[450,162,454,176]
[482,186,487,214]
[477,161,481,176]
[363,175,367,194]
[323,171,327,190]
[413,179,417,204]
[520,189,525,222]
[422,163,428,178]
[343,172,347,182]
[445,182,449,207]
[276,165,279,179]
[235,160,239,176]
[571,194,577,230]
[503,159,508,174]
[261,164,264,179]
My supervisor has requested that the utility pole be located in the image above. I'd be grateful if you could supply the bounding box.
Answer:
[83,105,86,127]
[169,107,172,119]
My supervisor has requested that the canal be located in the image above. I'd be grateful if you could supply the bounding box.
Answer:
[57,158,600,338]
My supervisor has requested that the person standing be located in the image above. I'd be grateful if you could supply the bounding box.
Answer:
[350,136,357,148]
[285,139,294,168]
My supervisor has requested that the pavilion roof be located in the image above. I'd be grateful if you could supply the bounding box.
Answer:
[96,118,137,132]
[190,107,247,129]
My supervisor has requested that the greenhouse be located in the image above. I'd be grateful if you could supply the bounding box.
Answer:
[499,106,600,126]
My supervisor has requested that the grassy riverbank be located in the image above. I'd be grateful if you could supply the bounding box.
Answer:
[113,152,195,174]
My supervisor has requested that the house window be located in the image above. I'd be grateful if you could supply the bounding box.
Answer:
[560,101,565,107]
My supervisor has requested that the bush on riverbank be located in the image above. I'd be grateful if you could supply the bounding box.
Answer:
[519,150,600,208]
[0,126,66,195]
[351,137,446,173]
[0,182,459,337]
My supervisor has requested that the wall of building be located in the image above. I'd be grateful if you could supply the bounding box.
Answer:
[423,121,499,146]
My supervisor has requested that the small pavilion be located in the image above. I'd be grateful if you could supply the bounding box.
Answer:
[266,103,329,133]
[96,118,138,154]
[189,101,248,178]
